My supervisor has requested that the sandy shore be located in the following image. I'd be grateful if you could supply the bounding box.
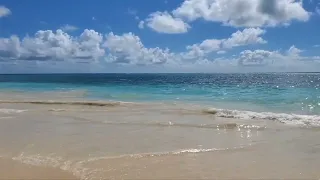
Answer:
[0,158,78,180]
[0,92,319,179]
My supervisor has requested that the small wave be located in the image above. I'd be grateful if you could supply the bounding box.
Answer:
[204,108,320,127]
[85,146,247,162]
[0,100,128,107]
[12,153,63,168]
[11,146,247,180]
[0,108,27,114]
[102,121,265,130]
[12,153,100,180]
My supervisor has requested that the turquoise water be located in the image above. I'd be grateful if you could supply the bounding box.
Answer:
[0,73,319,115]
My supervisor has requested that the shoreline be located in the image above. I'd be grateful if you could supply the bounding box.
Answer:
[0,93,319,179]
[0,96,319,127]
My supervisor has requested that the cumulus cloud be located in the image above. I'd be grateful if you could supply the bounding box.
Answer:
[1,28,319,72]
[0,29,105,61]
[238,49,274,66]
[185,28,266,59]
[0,6,11,18]
[222,28,267,48]
[60,24,78,32]
[0,30,174,65]
[237,46,320,70]
[179,44,320,72]
[103,32,174,65]
[172,0,310,27]
[145,11,190,34]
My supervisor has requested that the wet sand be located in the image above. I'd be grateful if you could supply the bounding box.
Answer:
[0,158,77,180]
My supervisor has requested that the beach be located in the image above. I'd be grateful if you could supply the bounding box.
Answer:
[1,0,320,177]
[0,73,319,179]
[0,91,319,179]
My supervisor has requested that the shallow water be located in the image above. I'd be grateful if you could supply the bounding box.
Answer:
[0,73,320,179]
[1,73,320,115]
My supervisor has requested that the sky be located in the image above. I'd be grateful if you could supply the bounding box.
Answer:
[0,0,320,73]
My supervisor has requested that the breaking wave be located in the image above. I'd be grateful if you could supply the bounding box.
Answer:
[1,98,319,127]
[204,108,320,127]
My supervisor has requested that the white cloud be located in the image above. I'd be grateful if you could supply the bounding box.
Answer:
[185,39,221,61]
[287,45,302,56]
[0,30,173,65]
[0,6,11,18]
[138,21,145,29]
[172,0,310,27]
[179,45,320,72]
[0,35,21,60]
[60,24,78,32]
[0,29,105,61]
[222,28,266,48]
[145,11,190,34]
[1,29,319,72]
[185,28,266,58]
[238,49,275,66]
[103,32,173,65]
[237,46,320,70]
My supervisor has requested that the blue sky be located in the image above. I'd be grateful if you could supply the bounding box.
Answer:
[0,0,320,73]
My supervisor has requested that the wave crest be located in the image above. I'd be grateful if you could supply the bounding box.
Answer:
[205,108,320,127]
[85,145,247,162]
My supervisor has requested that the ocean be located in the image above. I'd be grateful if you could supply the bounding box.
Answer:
[0,73,319,179]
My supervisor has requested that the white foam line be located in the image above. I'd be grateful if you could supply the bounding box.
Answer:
[205,108,320,127]
[12,153,100,180]
[85,146,246,163]
[0,108,27,114]
[10,145,248,180]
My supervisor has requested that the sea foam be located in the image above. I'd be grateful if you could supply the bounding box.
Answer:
[204,108,320,127]
[0,108,27,114]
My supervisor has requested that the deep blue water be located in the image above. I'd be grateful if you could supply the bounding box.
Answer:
[0,73,320,115]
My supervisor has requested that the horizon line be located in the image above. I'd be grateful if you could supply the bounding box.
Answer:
[1,72,320,75]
